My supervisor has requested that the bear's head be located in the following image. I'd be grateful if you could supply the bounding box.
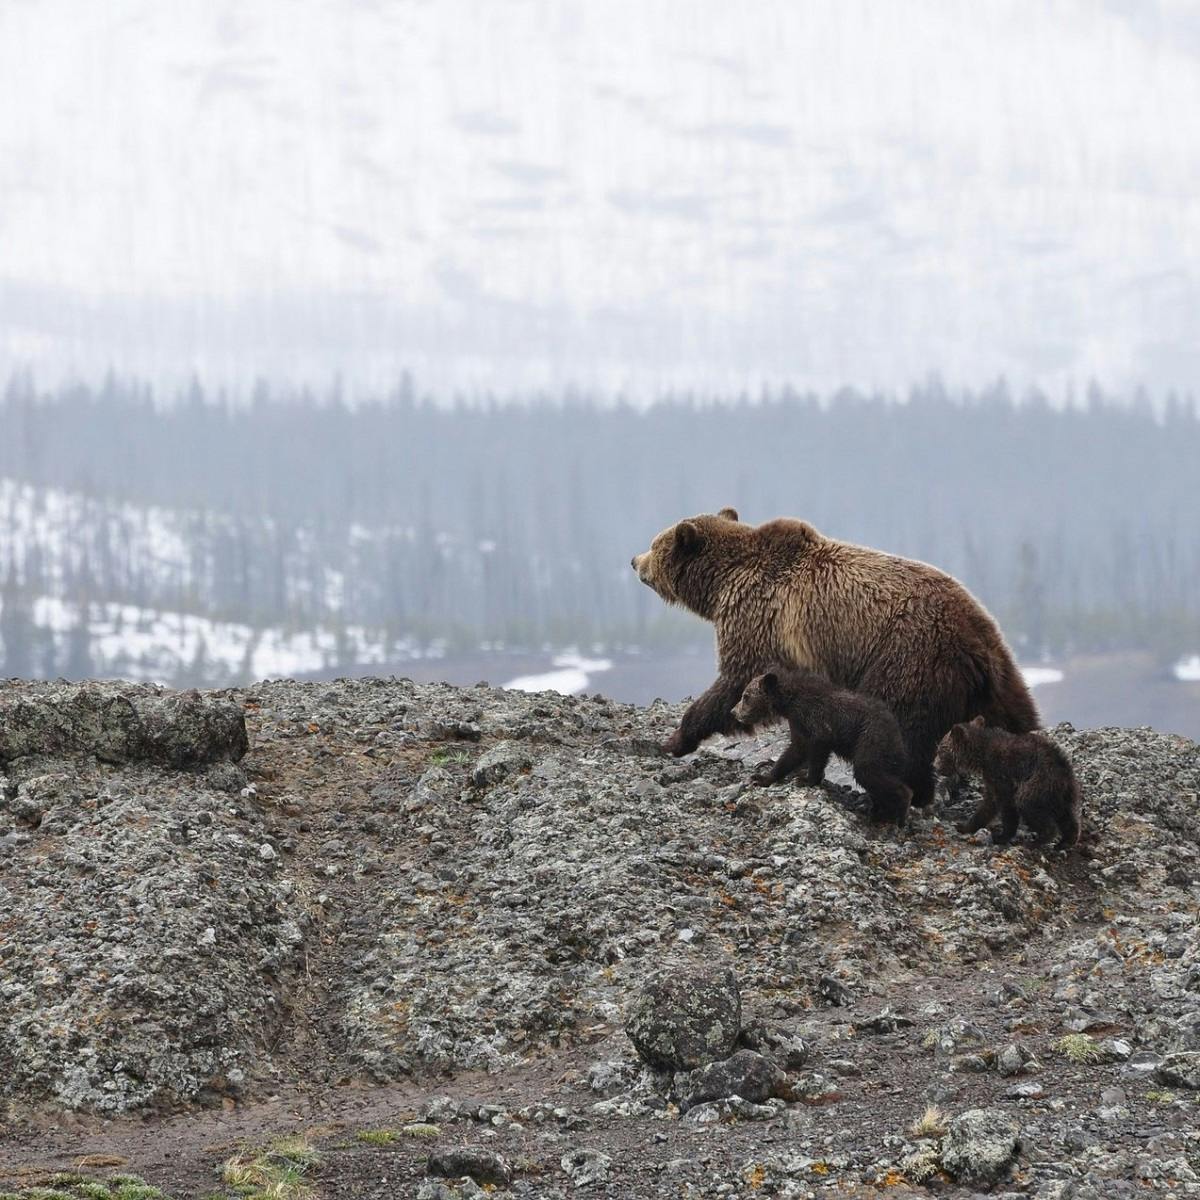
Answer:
[732,670,780,728]
[630,508,743,615]
[933,714,986,776]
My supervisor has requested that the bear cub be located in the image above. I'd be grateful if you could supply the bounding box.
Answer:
[732,667,913,825]
[935,716,1081,850]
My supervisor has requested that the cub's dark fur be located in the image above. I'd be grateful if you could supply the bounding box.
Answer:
[935,716,1082,850]
[732,667,913,825]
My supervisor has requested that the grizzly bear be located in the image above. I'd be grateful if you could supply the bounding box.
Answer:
[631,509,1039,806]
[934,716,1081,850]
[732,667,913,824]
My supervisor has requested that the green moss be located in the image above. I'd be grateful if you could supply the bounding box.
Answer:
[112,1186,166,1200]
[353,1130,397,1145]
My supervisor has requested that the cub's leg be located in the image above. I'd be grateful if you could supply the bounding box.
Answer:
[855,764,914,826]
[753,738,806,786]
[1015,777,1080,851]
[989,783,1021,844]
[956,783,998,835]
[805,739,833,785]
[663,675,746,757]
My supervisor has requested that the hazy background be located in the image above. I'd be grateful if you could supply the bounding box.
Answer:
[1,1,1198,734]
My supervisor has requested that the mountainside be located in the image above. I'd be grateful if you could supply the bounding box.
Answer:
[1,677,1198,1198]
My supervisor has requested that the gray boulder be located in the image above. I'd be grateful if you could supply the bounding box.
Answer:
[625,965,742,1071]
[941,1106,1021,1187]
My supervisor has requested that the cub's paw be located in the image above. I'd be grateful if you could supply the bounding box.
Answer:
[751,761,781,787]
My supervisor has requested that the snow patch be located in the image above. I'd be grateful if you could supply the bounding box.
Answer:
[505,653,613,696]
[1021,666,1064,688]
[1174,655,1200,683]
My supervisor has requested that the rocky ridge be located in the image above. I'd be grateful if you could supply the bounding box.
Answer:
[0,677,1197,1198]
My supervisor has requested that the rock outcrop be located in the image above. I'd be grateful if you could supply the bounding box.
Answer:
[1,677,1198,1199]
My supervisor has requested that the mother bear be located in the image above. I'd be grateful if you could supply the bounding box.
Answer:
[631,508,1039,810]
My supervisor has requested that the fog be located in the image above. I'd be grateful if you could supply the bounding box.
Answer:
[3,1,1200,396]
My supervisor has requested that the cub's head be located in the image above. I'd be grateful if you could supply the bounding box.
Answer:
[934,715,986,776]
[630,508,742,616]
[732,670,781,728]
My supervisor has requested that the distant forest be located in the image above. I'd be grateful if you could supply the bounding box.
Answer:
[1,372,1198,679]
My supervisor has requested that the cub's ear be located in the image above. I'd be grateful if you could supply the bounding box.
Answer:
[970,715,986,728]
[675,520,703,555]
[761,671,778,692]
[717,507,739,522]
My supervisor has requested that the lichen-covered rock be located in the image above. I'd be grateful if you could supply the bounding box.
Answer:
[1155,1051,1200,1090]
[469,739,532,788]
[427,1146,512,1187]
[625,966,742,1071]
[675,1048,787,1111]
[940,1106,1021,1186]
[0,681,247,767]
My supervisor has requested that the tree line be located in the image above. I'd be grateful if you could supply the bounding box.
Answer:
[1,371,1197,679]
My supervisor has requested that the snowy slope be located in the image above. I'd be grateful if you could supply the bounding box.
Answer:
[2,1,1199,396]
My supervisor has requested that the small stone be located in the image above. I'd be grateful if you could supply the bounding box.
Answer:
[854,1007,913,1034]
[403,1123,442,1138]
[1005,1080,1045,1100]
[561,1148,612,1187]
[258,842,277,861]
[427,1146,511,1186]
[470,740,531,788]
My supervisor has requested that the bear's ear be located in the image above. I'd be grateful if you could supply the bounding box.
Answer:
[761,671,778,692]
[717,507,739,522]
[970,715,986,728]
[675,520,703,555]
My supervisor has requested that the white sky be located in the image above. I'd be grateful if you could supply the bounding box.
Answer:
[2,0,1198,396]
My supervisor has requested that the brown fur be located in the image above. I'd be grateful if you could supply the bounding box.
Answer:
[631,509,1039,806]
[934,716,1081,850]
[733,667,914,824]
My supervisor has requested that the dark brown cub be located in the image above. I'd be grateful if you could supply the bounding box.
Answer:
[732,667,913,825]
[934,716,1082,850]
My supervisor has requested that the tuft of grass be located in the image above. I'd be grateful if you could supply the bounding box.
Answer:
[353,1130,398,1146]
[428,748,472,766]
[1056,1033,1102,1064]
[74,1186,114,1200]
[47,1177,87,1189]
[112,1185,166,1200]
[220,1135,321,1200]
[400,1123,440,1139]
[20,1191,76,1200]
[1145,1089,1175,1104]
[908,1104,947,1139]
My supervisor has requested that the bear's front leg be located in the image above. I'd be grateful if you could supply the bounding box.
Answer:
[662,675,746,756]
